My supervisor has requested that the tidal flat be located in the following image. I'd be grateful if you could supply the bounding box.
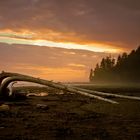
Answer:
[0,85,140,140]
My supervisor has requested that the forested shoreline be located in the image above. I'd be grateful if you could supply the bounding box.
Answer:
[89,46,140,83]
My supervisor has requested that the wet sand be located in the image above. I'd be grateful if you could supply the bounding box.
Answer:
[0,86,140,140]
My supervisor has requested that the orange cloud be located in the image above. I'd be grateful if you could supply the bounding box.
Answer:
[0,28,125,53]
[0,34,123,53]
[68,63,86,68]
[14,64,86,82]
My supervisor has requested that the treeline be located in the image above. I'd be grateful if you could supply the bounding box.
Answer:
[89,46,140,83]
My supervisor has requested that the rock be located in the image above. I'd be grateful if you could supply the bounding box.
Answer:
[27,92,48,97]
[36,104,49,110]
[0,104,10,111]
[39,92,48,96]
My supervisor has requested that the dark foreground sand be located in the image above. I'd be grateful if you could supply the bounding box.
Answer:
[0,87,140,140]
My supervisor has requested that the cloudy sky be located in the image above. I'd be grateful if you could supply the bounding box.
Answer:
[0,0,140,81]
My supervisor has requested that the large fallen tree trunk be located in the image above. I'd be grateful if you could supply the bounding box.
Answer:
[0,76,118,104]
[73,87,140,101]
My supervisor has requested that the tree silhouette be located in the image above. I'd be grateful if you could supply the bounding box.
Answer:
[89,46,140,83]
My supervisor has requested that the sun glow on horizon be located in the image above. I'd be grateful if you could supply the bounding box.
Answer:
[33,39,122,53]
[0,29,124,53]
[0,35,122,53]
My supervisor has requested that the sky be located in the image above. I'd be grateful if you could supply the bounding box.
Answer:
[0,0,140,82]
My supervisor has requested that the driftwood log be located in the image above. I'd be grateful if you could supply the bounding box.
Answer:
[0,71,140,104]
[73,87,140,101]
[0,74,118,104]
[0,71,32,85]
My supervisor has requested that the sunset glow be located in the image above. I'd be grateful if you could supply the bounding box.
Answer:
[0,29,124,53]
[33,40,121,53]
[0,36,122,53]
[0,0,139,81]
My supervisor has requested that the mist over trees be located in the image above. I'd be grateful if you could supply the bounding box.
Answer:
[89,46,140,83]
